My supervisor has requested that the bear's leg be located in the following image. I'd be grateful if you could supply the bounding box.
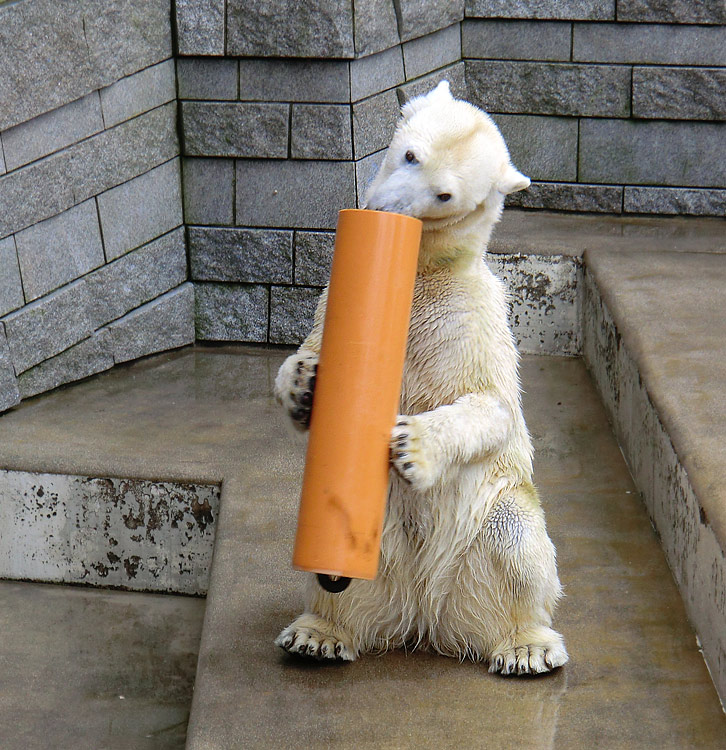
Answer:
[441,486,568,675]
[276,552,414,662]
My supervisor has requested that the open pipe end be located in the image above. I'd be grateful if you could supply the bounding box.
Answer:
[317,573,351,593]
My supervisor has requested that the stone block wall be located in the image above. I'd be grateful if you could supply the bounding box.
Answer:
[0,0,193,412]
[178,0,724,351]
[1,0,723,405]
[178,6,468,348]
[464,2,726,216]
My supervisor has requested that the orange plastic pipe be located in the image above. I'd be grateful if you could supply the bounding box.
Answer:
[293,209,422,582]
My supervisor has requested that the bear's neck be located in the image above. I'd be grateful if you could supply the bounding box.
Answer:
[418,193,504,273]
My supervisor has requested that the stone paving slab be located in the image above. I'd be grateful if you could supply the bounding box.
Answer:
[0,580,204,750]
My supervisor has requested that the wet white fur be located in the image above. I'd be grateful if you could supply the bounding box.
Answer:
[275,82,567,675]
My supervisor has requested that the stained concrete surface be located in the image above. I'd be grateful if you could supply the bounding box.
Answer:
[585,249,726,551]
[0,347,724,748]
[0,471,219,593]
[0,580,205,749]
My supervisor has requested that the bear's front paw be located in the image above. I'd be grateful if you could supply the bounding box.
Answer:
[274,351,318,430]
[390,416,441,491]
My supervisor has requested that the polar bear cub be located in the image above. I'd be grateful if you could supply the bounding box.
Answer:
[274,81,568,675]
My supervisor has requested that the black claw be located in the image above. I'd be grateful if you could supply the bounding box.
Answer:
[299,391,312,407]
[403,462,413,471]
[296,361,303,374]
[309,375,316,391]
[395,452,407,460]
[397,433,408,442]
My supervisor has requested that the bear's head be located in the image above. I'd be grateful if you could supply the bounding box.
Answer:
[364,81,529,236]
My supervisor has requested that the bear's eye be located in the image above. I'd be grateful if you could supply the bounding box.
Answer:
[437,193,452,202]
[405,150,418,164]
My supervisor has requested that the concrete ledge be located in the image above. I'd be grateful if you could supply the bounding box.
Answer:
[0,470,219,594]
[582,251,726,706]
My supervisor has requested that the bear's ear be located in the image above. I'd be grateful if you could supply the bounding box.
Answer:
[498,165,530,194]
[399,80,453,120]
[429,80,452,103]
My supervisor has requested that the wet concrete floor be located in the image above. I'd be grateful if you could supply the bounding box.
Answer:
[0,581,205,749]
[0,347,724,748]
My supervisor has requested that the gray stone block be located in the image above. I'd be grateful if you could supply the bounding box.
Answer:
[270,287,321,345]
[182,102,289,158]
[67,102,179,211]
[632,67,726,121]
[176,0,225,55]
[182,158,234,226]
[227,0,355,57]
[350,46,405,103]
[0,102,178,242]
[86,227,187,329]
[236,160,355,230]
[399,61,468,100]
[1,92,103,172]
[100,59,176,128]
[195,283,269,342]
[491,114,578,181]
[354,0,401,57]
[189,227,293,283]
[579,119,726,187]
[0,0,97,132]
[0,0,170,133]
[403,24,462,80]
[15,199,105,302]
[3,278,93,374]
[294,232,335,286]
[353,89,400,160]
[0,155,74,241]
[505,182,623,213]
[82,0,172,87]
[468,61,629,117]
[0,328,20,412]
[17,333,114,399]
[177,58,238,100]
[291,105,352,160]
[104,283,195,364]
[624,187,726,217]
[0,237,23,318]
[97,159,183,261]
[356,149,387,206]
[462,20,572,61]
[465,0,614,19]
[238,59,350,103]
[617,0,725,24]
[573,23,726,66]
[395,0,464,42]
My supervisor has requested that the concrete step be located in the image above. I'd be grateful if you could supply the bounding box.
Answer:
[3,346,723,747]
[0,579,204,749]
[582,247,726,708]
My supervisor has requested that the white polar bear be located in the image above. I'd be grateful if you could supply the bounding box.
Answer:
[274,81,568,675]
